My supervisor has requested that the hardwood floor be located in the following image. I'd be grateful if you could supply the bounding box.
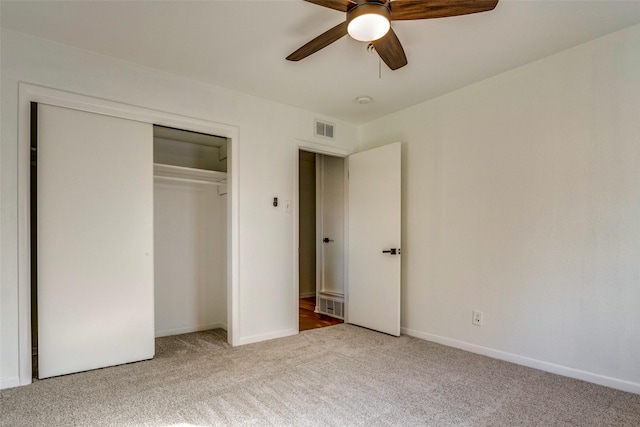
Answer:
[299,297,343,331]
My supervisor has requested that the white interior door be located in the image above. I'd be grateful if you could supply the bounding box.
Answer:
[36,103,155,378]
[348,142,401,336]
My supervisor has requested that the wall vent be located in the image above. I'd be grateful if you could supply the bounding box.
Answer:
[314,120,335,139]
[318,295,344,319]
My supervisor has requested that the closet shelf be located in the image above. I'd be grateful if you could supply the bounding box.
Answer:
[154,163,227,183]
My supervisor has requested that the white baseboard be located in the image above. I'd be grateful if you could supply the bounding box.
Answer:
[401,327,640,395]
[0,376,21,390]
[319,291,344,298]
[237,328,297,346]
[155,322,227,338]
[299,292,316,298]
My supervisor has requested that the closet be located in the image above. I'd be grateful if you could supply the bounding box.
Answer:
[153,126,228,337]
[32,106,229,380]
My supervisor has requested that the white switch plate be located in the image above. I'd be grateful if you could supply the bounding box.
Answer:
[472,310,483,326]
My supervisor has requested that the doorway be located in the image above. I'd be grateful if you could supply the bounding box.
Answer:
[153,126,228,338]
[298,150,344,331]
[295,142,402,337]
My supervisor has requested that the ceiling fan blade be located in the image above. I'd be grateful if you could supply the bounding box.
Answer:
[390,0,499,21]
[303,0,356,13]
[287,21,348,61]
[371,27,407,70]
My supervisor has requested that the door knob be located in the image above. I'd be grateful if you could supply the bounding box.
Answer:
[382,248,400,255]
[323,237,334,243]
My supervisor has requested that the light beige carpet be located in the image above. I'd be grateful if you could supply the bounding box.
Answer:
[1,325,639,426]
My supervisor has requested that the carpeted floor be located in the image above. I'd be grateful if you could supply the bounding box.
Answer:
[1,325,639,426]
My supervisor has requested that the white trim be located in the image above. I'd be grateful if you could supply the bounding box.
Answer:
[155,323,227,338]
[318,291,344,300]
[316,154,325,295]
[238,328,298,346]
[401,327,640,395]
[17,82,241,386]
[293,149,300,333]
[299,291,316,299]
[0,377,21,390]
[342,155,350,324]
[228,120,240,347]
[314,154,323,305]
[297,139,350,157]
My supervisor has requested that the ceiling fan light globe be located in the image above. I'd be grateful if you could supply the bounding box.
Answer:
[348,13,390,42]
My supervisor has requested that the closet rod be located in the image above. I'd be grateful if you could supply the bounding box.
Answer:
[154,175,226,186]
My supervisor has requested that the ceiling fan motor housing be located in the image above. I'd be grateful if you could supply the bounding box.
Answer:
[347,1,392,42]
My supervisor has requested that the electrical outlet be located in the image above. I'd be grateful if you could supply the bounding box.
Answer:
[472,310,483,326]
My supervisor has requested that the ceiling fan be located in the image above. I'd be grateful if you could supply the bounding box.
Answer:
[287,0,499,70]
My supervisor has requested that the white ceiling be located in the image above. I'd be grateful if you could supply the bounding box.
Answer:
[3,0,640,124]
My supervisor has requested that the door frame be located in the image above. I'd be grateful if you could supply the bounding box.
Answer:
[315,154,346,300]
[17,83,240,386]
[293,139,353,332]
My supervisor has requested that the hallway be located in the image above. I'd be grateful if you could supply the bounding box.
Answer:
[299,297,343,331]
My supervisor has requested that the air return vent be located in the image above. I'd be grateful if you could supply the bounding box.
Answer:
[314,120,335,139]
[318,295,344,319]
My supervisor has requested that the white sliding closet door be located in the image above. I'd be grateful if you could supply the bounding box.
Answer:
[37,104,154,379]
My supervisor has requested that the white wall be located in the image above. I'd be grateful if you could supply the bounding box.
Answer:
[359,23,640,392]
[154,179,226,337]
[4,20,639,393]
[154,137,227,172]
[0,29,358,387]
[298,151,316,298]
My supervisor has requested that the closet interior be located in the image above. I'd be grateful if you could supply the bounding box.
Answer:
[153,125,228,337]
